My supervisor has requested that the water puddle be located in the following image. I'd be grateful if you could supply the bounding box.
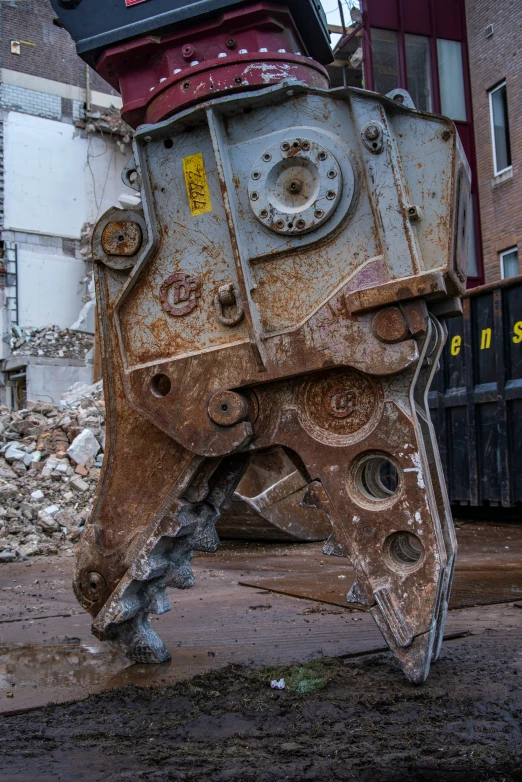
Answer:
[0,640,132,711]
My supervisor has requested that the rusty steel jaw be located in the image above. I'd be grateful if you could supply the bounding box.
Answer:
[77,82,469,683]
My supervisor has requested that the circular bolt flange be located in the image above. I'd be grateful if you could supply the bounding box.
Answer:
[248,137,345,235]
[208,390,248,427]
[101,221,142,257]
[373,307,409,344]
[79,571,107,603]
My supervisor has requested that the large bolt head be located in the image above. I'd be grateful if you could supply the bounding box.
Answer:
[101,221,142,257]
[207,390,248,427]
[372,307,410,344]
[364,124,380,141]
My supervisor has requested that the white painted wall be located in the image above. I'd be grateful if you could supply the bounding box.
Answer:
[17,248,86,329]
[4,113,87,238]
[4,112,133,238]
[3,111,135,330]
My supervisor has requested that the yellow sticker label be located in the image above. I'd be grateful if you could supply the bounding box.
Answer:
[182,152,212,216]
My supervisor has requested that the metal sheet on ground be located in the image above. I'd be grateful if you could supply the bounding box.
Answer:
[239,567,522,610]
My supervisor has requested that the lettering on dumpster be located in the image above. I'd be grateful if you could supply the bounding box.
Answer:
[160,272,202,317]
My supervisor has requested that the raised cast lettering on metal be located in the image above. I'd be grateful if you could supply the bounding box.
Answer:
[327,388,356,419]
[160,273,202,317]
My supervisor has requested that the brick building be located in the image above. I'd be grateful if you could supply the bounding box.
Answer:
[465,0,521,283]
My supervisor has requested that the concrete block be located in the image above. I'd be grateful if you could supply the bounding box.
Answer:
[67,429,100,466]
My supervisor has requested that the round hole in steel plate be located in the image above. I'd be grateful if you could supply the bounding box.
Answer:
[150,374,171,397]
[383,531,424,573]
[355,454,399,502]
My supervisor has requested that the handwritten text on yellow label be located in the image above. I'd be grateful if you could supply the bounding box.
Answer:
[182,152,212,216]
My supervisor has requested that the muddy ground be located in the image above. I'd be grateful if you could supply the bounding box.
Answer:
[2,629,522,782]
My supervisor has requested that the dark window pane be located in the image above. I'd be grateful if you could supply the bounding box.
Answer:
[467,195,478,277]
[405,34,432,111]
[490,83,512,173]
[371,28,399,96]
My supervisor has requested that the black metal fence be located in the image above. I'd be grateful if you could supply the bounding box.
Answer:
[429,276,522,508]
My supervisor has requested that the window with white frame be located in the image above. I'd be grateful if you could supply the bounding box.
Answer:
[489,82,512,175]
[500,247,519,280]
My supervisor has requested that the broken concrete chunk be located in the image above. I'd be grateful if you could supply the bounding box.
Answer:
[0,484,18,499]
[70,476,89,493]
[5,446,27,464]
[67,429,100,466]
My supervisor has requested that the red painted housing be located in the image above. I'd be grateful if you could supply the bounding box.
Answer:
[96,2,329,128]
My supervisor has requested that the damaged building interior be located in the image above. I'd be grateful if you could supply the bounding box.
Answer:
[1,0,522,779]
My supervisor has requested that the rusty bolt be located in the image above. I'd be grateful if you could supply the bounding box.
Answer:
[295,219,306,230]
[79,571,107,602]
[259,209,268,219]
[318,150,328,161]
[442,129,451,141]
[314,209,324,219]
[275,219,285,230]
[101,221,142,257]
[262,152,272,162]
[251,170,261,180]
[364,124,380,141]
[326,190,336,200]
[250,191,259,201]
[302,141,311,151]
[327,169,337,179]
[226,38,236,49]
[281,141,290,152]
[372,307,410,344]
[363,525,373,537]
[288,180,302,194]
[208,390,248,427]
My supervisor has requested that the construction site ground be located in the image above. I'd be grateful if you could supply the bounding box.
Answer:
[1,522,522,780]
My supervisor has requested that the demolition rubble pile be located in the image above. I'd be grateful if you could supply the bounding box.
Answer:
[10,325,94,359]
[0,381,104,563]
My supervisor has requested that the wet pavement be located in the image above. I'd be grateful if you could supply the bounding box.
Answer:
[1,523,521,714]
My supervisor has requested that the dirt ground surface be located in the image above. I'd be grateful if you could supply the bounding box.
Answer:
[2,629,522,781]
[1,525,522,780]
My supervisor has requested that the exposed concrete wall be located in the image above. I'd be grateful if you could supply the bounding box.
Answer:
[17,247,86,330]
[4,112,87,238]
[26,361,93,404]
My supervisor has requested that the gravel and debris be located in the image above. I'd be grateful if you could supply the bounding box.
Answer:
[10,325,94,360]
[0,380,104,563]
